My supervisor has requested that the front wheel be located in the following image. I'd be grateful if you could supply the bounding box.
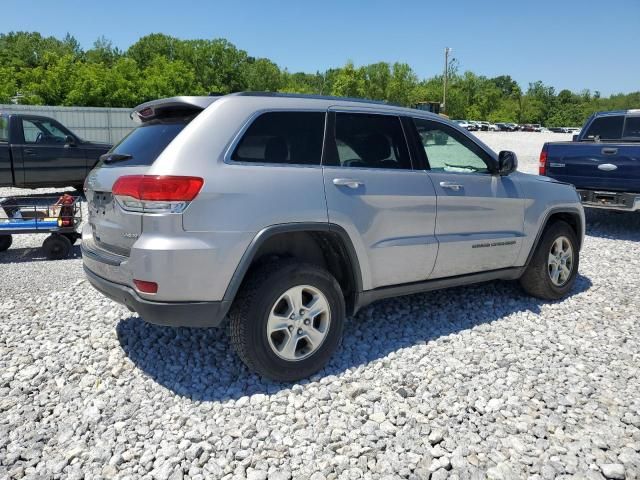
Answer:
[229,261,345,382]
[519,220,579,300]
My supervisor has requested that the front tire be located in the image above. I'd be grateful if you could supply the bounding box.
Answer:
[519,220,579,300]
[229,261,345,382]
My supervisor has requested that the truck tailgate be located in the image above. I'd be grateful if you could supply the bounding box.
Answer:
[546,142,640,193]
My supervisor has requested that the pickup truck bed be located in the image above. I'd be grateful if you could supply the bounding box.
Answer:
[541,110,640,211]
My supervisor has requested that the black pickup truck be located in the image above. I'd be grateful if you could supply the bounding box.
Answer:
[0,113,111,190]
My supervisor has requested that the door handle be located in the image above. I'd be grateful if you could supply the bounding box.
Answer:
[24,148,36,155]
[439,181,463,191]
[333,178,363,189]
[602,148,618,155]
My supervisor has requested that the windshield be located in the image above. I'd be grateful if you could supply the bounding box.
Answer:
[98,121,187,167]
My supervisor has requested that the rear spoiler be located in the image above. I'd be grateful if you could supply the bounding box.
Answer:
[130,96,221,123]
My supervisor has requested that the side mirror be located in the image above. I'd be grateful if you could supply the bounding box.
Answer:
[65,135,76,146]
[497,150,518,176]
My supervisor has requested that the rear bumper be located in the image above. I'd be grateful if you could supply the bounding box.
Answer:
[577,189,640,211]
[83,265,230,328]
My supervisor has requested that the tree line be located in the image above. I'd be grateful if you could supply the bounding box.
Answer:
[1,32,638,127]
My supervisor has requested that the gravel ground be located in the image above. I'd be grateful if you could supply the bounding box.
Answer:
[475,131,573,174]
[1,135,640,479]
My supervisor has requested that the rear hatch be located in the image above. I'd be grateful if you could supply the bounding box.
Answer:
[545,142,640,192]
[86,97,217,256]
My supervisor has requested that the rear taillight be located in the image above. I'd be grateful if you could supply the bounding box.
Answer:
[133,279,158,294]
[539,146,548,176]
[112,175,203,213]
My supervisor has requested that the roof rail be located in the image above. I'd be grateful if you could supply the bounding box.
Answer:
[228,91,400,107]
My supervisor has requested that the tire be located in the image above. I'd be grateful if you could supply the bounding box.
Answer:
[519,220,579,300]
[0,235,12,252]
[62,232,79,245]
[229,260,345,382]
[42,234,72,260]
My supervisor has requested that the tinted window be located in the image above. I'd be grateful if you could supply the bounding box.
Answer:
[332,113,411,169]
[232,112,325,165]
[0,117,7,142]
[584,116,624,140]
[623,116,640,139]
[414,118,491,173]
[100,121,187,167]
[22,119,68,144]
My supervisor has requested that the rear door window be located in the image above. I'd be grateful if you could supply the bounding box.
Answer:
[232,111,325,165]
[584,116,624,141]
[328,113,412,169]
[99,121,187,167]
[623,116,640,139]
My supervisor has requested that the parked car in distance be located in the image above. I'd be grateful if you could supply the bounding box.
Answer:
[541,109,640,211]
[83,92,585,381]
[488,123,499,132]
[0,113,111,190]
[453,119,472,130]
[496,123,516,132]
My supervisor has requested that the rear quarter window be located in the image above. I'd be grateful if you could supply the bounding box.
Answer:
[231,111,325,165]
[0,117,8,142]
[623,116,640,139]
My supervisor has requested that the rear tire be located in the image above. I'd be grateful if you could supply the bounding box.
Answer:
[229,260,345,382]
[43,234,72,260]
[519,220,579,300]
[0,235,12,252]
[62,232,79,245]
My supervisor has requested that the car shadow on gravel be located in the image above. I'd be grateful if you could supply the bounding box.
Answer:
[0,244,82,263]
[116,273,592,402]
[585,209,640,242]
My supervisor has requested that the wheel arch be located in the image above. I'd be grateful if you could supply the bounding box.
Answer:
[525,207,584,266]
[222,223,363,316]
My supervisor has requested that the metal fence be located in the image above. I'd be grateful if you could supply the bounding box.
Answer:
[0,104,135,144]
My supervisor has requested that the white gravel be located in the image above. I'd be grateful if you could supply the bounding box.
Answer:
[1,136,640,479]
[475,131,573,174]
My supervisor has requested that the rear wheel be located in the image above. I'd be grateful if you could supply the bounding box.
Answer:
[0,235,12,252]
[62,232,79,245]
[43,234,72,260]
[519,221,579,300]
[229,260,345,382]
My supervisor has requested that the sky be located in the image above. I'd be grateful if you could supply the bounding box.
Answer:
[2,0,638,96]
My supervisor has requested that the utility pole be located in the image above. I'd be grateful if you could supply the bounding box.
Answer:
[443,47,451,114]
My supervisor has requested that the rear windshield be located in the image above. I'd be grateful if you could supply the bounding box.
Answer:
[98,121,187,167]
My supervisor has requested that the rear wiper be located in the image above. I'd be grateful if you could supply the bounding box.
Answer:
[100,153,133,164]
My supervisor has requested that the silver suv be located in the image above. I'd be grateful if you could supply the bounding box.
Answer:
[82,93,585,381]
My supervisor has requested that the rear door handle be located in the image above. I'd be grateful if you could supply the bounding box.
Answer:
[24,148,36,155]
[602,148,618,155]
[439,181,463,191]
[333,178,364,189]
